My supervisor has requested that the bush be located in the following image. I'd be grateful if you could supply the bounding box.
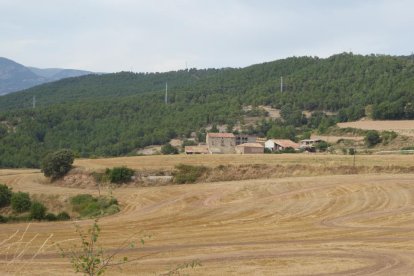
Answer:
[56,211,71,221]
[0,184,12,208]
[173,164,208,184]
[45,213,58,221]
[182,140,197,148]
[30,201,47,220]
[273,147,297,154]
[11,192,31,213]
[315,141,329,152]
[365,130,381,147]
[80,202,102,217]
[161,143,179,155]
[71,194,119,218]
[104,204,120,215]
[381,131,397,145]
[0,215,8,223]
[41,149,75,180]
[348,148,356,155]
[105,166,134,184]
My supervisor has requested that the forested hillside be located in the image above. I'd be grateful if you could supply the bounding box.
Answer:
[0,53,413,167]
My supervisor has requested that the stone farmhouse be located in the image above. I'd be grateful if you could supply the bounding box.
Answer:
[236,142,265,154]
[206,133,237,154]
[206,133,262,154]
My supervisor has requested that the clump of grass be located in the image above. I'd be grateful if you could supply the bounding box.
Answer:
[172,164,208,184]
[70,194,119,218]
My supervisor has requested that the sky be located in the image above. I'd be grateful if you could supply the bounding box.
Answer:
[1,0,413,72]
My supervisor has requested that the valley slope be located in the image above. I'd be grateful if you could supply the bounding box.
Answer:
[0,53,413,168]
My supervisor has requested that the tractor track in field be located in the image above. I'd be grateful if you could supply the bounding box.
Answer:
[1,157,414,275]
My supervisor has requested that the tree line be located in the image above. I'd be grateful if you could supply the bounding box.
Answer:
[0,53,413,167]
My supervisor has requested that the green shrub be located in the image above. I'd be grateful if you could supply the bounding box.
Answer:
[11,192,31,213]
[381,131,397,145]
[161,143,179,155]
[0,215,8,223]
[315,141,329,152]
[401,146,414,150]
[71,194,95,206]
[57,211,71,221]
[173,164,208,184]
[70,194,119,218]
[80,201,102,217]
[264,148,272,153]
[41,149,74,180]
[105,204,120,215]
[365,130,381,147]
[45,213,58,221]
[30,201,47,220]
[182,140,197,148]
[105,166,134,184]
[273,147,297,154]
[348,148,356,155]
[0,184,12,208]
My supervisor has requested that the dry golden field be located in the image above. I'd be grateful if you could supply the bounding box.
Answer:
[1,154,414,275]
[75,153,414,171]
[338,120,414,136]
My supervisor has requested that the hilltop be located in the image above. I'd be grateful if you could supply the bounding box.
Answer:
[0,57,92,95]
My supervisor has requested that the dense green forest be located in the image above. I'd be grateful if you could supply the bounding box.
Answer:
[0,53,413,168]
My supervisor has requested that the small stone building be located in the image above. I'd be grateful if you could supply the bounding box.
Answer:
[235,143,264,154]
[206,133,236,154]
[265,139,300,152]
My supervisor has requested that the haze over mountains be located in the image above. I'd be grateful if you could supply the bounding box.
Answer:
[0,57,93,95]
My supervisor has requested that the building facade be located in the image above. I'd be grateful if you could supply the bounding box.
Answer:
[235,143,264,154]
[235,135,257,145]
[206,133,236,154]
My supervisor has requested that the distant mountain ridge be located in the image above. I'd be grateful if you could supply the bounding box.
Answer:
[0,57,93,95]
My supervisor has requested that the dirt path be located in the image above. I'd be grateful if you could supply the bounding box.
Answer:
[1,168,414,275]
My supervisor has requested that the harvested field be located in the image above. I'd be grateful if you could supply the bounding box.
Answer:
[74,153,414,171]
[338,120,414,136]
[1,155,414,275]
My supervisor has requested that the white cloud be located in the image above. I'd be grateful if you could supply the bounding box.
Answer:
[1,0,413,72]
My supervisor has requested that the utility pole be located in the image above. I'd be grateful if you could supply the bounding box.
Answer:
[165,82,168,104]
[32,96,36,109]
[280,76,283,92]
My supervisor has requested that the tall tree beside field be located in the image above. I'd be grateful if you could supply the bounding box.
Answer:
[41,149,74,180]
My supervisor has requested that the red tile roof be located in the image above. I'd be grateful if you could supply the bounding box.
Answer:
[207,132,235,138]
[270,139,300,149]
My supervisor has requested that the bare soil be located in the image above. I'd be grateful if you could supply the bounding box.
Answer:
[338,119,414,136]
[1,155,414,275]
